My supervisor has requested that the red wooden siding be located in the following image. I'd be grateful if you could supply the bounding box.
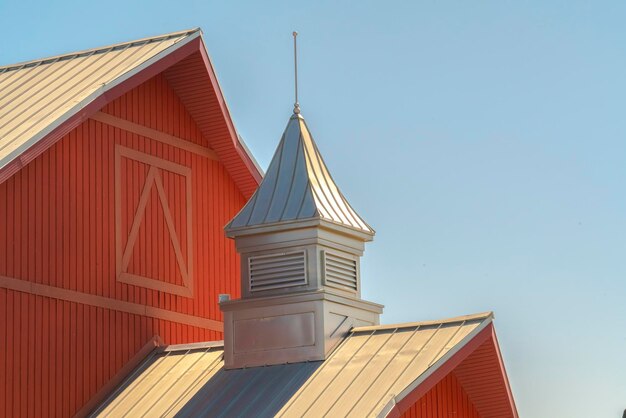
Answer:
[164,50,262,197]
[400,372,482,418]
[453,336,517,418]
[0,73,247,417]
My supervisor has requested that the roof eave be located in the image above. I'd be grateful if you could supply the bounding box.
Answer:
[0,28,202,72]
[224,216,375,241]
[196,33,264,184]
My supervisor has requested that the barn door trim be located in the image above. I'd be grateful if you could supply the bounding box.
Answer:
[115,144,194,297]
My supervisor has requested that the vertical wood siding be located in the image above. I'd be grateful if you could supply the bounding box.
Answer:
[400,373,482,418]
[453,338,517,418]
[0,73,247,417]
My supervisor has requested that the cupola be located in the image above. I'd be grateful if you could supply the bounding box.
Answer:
[220,111,383,369]
[219,33,382,369]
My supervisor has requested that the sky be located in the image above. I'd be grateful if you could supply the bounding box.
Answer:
[1,1,625,417]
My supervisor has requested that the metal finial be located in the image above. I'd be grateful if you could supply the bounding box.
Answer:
[292,31,300,114]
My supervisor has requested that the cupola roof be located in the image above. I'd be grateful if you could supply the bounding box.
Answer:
[225,112,373,235]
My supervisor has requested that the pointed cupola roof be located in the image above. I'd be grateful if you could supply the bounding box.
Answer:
[225,112,373,236]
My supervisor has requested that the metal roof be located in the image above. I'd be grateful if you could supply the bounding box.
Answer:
[92,312,492,417]
[226,113,373,235]
[0,29,199,174]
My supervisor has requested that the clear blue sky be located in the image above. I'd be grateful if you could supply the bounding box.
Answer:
[2,1,625,417]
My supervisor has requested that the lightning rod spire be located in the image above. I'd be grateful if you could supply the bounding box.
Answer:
[293,31,300,114]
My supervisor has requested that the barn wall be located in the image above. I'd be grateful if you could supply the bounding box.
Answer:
[0,74,247,417]
[400,372,482,418]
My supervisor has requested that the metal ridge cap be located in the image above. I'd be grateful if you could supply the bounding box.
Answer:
[352,311,494,333]
[0,28,200,72]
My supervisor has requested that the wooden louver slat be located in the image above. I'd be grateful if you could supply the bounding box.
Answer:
[248,251,307,292]
[324,252,358,291]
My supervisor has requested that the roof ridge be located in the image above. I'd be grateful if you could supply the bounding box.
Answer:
[351,311,494,332]
[0,28,200,73]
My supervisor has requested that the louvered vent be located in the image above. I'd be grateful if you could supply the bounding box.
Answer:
[248,251,307,292]
[324,252,358,291]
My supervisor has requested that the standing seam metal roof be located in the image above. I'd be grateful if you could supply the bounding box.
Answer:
[0,29,198,173]
[92,312,493,418]
[226,113,373,234]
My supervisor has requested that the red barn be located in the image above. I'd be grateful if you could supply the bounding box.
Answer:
[0,29,518,418]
